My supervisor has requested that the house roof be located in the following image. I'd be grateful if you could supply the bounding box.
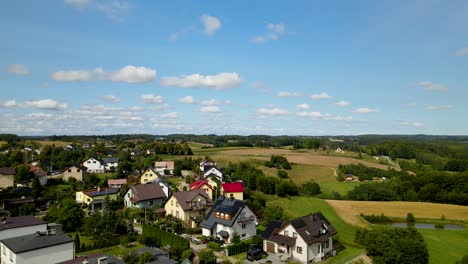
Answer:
[200,160,215,167]
[57,253,124,264]
[0,167,16,175]
[83,188,119,197]
[154,161,175,170]
[0,233,74,254]
[129,183,166,202]
[200,196,248,229]
[261,220,283,239]
[102,158,119,164]
[221,182,244,193]
[270,234,296,246]
[108,179,127,185]
[189,180,212,190]
[71,163,88,170]
[0,216,46,231]
[172,189,211,211]
[265,212,337,245]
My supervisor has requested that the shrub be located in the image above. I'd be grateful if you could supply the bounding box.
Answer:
[198,249,217,264]
[208,241,221,251]
[360,213,391,223]
[181,249,193,261]
[277,170,289,179]
[406,213,415,223]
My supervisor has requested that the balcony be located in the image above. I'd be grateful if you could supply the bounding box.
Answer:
[237,215,255,223]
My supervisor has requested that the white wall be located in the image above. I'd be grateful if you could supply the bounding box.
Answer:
[84,158,103,173]
[0,224,48,241]
[230,206,257,242]
[8,241,74,264]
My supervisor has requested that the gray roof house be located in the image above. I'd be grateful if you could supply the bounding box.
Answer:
[200,196,257,244]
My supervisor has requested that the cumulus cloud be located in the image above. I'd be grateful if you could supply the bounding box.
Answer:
[296,103,310,110]
[22,99,68,110]
[353,108,379,113]
[296,111,323,118]
[296,111,354,121]
[100,95,120,103]
[256,108,289,116]
[334,100,349,107]
[456,47,468,56]
[2,100,18,108]
[161,112,178,119]
[417,81,448,92]
[141,94,164,104]
[400,121,424,127]
[310,92,332,100]
[178,96,196,104]
[160,72,242,90]
[201,99,220,106]
[7,64,30,75]
[200,106,221,113]
[51,65,156,83]
[425,105,453,110]
[251,22,286,44]
[277,91,302,97]
[200,14,221,35]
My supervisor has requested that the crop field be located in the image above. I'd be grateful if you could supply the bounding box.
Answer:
[34,140,72,147]
[326,200,468,227]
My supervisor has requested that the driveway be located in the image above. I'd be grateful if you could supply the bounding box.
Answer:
[243,253,285,264]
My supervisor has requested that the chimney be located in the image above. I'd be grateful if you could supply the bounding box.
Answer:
[97,257,108,264]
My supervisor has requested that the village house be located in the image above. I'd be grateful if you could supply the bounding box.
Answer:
[124,184,167,209]
[163,189,212,228]
[107,179,127,189]
[57,253,123,264]
[63,164,87,182]
[199,160,216,173]
[200,196,257,244]
[75,187,119,211]
[0,167,15,189]
[262,212,337,263]
[145,178,172,198]
[102,158,119,172]
[189,180,215,200]
[221,182,244,200]
[140,168,163,184]
[0,224,74,264]
[154,161,174,176]
[83,158,104,173]
[0,216,48,241]
[203,167,223,183]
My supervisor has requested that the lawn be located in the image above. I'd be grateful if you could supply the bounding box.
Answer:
[319,181,361,197]
[419,229,468,264]
[68,232,94,246]
[34,140,72,147]
[78,244,144,257]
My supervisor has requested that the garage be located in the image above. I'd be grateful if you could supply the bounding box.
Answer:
[266,242,275,253]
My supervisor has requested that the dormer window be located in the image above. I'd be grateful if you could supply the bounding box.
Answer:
[284,230,289,236]
[216,212,220,217]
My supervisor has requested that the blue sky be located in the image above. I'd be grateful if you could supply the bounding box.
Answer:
[1,0,468,136]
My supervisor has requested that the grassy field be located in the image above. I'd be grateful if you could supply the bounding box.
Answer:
[78,244,144,257]
[326,200,468,227]
[320,182,361,198]
[0,141,6,146]
[34,140,72,147]
[419,229,468,264]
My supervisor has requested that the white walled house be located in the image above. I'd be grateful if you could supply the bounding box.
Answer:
[0,216,48,241]
[262,212,337,263]
[199,160,216,173]
[102,158,119,172]
[203,167,223,182]
[154,161,175,175]
[124,184,167,209]
[83,158,104,173]
[200,196,257,244]
[0,227,74,264]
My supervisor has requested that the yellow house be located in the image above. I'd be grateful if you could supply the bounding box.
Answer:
[221,182,244,200]
[140,168,162,184]
[189,180,215,200]
[164,189,212,228]
[75,187,119,210]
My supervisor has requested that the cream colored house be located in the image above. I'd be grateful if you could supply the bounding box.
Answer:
[164,189,212,228]
[63,164,87,182]
[221,182,244,200]
[140,168,162,184]
[76,187,118,210]
[0,167,15,189]
[189,180,215,200]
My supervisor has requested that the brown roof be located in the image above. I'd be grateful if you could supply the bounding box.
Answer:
[269,234,296,247]
[172,189,211,211]
[130,183,166,202]
[0,167,16,175]
[154,161,175,170]
[0,215,46,231]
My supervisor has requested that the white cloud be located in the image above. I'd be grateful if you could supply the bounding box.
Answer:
[178,96,196,104]
[400,121,424,127]
[353,108,379,113]
[2,100,17,108]
[51,65,156,83]
[200,14,221,36]
[251,22,286,44]
[201,99,220,105]
[161,112,178,119]
[334,100,350,107]
[65,0,129,20]
[100,95,120,103]
[22,99,68,110]
[141,94,164,104]
[7,64,30,75]
[256,108,289,116]
[417,81,448,92]
[456,47,468,56]
[296,111,323,118]
[250,81,270,93]
[296,103,310,110]
[129,106,144,112]
[64,0,89,9]
[108,65,156,83]
[310,92,332,100]
[200,106,221,113]
[407,102,417,108]
[277,91,302,97]
[160,72,242,90]
[425,105,453,110]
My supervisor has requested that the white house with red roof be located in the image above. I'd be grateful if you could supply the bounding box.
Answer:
[221,182,244,200]
[189,180,214,200]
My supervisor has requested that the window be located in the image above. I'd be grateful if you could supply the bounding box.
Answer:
[77,169,80,172]
[171,210,173,215]
[10,250,13,261]
[220,213,224,218]
[176,201,179,207]
[68,169,72,172]
[230,193,234,198]
[240,212,246,219]
[149,201,153,205]
[242,223,246,229]
[225,214,229,220]
[176,211,179,217]
[216,212,220,217]
[318,244,322,253]
[93,161,96,164]
[171,200,174,206]
[296,247,302,254]
[325,241,329,248]
[293,232,298,238]
[284,230,289,236]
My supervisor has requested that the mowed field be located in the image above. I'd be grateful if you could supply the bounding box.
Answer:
[34,140,72,147]
[326,200,468,227]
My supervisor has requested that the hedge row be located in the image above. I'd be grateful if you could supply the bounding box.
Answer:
[226,237,263,256]
[141,225,190,250]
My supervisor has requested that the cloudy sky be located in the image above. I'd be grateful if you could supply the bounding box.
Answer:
[1,0,468,136]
